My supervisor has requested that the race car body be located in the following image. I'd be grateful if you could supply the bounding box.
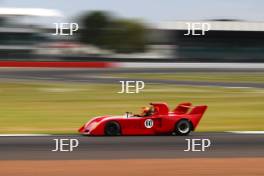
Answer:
[78,102,207,136]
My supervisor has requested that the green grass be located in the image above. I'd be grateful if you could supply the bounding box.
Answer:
[0,80,264,134]
[107,72,264,83]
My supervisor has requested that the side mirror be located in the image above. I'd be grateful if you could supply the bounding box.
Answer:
[125,112,130,118]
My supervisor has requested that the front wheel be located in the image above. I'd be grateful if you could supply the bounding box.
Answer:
[174,119,192,136]
[104,121,121,136]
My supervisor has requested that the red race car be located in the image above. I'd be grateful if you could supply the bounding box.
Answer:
[78,102,207,136]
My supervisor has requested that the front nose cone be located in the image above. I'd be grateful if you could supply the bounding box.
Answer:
[78,125,85,133]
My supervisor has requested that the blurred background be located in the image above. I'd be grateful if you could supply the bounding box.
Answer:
[0,0,264,62]
[0,0,264,134]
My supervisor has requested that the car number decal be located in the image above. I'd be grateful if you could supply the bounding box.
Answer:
[144,119,154,128]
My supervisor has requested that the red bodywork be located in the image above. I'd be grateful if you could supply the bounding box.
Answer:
[78,102,207,136]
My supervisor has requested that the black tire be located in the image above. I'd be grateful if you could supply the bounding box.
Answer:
[174,119,192,136]
[104,121,121,136]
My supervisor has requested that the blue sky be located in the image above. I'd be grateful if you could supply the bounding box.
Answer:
[2,0,264,25]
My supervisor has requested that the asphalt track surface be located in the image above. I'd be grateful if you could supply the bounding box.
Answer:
[0,132,263,160]
[1,68,264,88]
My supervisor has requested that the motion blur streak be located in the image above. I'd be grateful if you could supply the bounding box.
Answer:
[0,158,263,176]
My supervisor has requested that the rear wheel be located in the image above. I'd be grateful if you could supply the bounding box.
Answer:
[105,121,121,136]
[174,119,192,136]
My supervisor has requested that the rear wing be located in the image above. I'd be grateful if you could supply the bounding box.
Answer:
[189,105,207,115]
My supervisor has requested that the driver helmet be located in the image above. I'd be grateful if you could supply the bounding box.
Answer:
[141,106,151,116]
